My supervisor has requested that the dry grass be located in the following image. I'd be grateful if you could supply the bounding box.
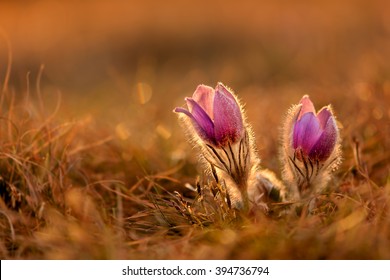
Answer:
[0,71,389,259]
[0,0,389,260]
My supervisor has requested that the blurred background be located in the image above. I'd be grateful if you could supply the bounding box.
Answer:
[0,0,389,174]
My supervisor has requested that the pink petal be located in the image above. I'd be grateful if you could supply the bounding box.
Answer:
[298,95,316,121]
[192,85,215,119]
[213,86,243,146]
[309,115,337,161]
[216,82,236,102]
[316,106,332,129]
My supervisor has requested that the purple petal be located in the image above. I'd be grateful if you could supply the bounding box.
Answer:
[216,83,237,102]
[192,85,215,119]
[174,106,193,118]
[213,86,243,146]
[293,112,322,155]
[297,95,316,121]
[309,115,338,161]
[183,98,216,144]
[316,106,332,128]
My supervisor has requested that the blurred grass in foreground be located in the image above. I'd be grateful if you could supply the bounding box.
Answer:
[0,0,389,259]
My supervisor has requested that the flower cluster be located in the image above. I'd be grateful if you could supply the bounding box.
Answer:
[174,84,342,211]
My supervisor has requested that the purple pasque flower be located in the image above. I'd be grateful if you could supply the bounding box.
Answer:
[281,94,341,199]
[174,83,244,147]
[175,83,254,210]
[293,95,338,162]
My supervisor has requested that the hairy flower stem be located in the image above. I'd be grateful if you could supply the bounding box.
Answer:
[240,187,250,212]
[203,131,252,210]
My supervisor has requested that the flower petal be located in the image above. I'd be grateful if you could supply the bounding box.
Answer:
[293,112,322,155]
[184,98,216,144]
[309,115,338,161]
[213,85,243,146]
[216,82,236,102]
[316,106,332,128]
[174,106,192,118]
[297,95,316,121]
[192,85,215,119]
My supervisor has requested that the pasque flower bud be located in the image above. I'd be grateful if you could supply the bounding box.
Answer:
[281,95,342,198]
[174,83,244,147]
[175,83,257,210]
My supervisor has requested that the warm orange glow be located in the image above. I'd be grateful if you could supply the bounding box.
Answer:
[0,0,389,260]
